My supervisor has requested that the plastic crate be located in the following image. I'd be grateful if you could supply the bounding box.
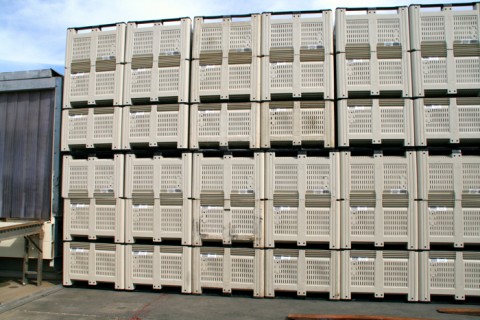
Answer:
[64,64,124,107]
[340,151,417,203]
[125,198,192,245]
[261,11,333,56]
[341,250,418,301]
[265,152,339,200]
[192,15,261,59]
[125,153,192,199]
[125,245,191,293]
[62,155,124,199]
[192,153,264,200]
[192,247,264,297]
[411,50,480,97]
[122,104,188,149]
[341,199,417,249]
[65,23,126,68]
[335,7,410,53]
[190,102,260,149]
[261,54,334,100]
[190,57,260,102]
[63,242,124,289]
[61,107,122,151]
[417,151,480,202]
[124,59,190,105]
[409,3,480,52]
[265,249,340,298]
[337,99,414,147]
[125,18,191,63]
[261,101,335,148]
[265,199,339,249]
[414,97,480,146]
[419,251,480,301]
[192,199,264,247]
[418,200,480,249]
[64,198,125,243]
[336,51,412,98]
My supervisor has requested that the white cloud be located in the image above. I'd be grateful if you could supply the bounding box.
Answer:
[0,0,475,69]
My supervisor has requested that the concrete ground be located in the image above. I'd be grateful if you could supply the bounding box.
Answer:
[0,284,479,320]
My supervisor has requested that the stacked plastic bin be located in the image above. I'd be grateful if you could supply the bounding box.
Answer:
[260,11,339,299]
[189,15,265,297]
[62,24,127,289]
[410,3,480,302]
[335,7,419,301]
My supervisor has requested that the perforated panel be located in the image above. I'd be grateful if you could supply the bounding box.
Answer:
[199,66,221,91]
[69,203,89,231]
[384,209,408,237]
[345,19,369,44]
[429,259,455,289]
[306,208,330,236]
[68,115,88,140]
[198,110,221,137]
[348,107,372,134]
[132,205,154,232]
[270,23,294,48]
[160,164,183,191]
[464,209,480,237]
[70,249,89,275]
[301,62,324,88]
[377,19,401,44]
[458,105,480,133]
[95,72,115,96]
[301,22,324,47]
[306,258,330,286]
[72,37,91,61]
[161,207,182,233]
[350,208,375,236]
[159,29,182,53]
[70,74,89,97]
[301,108,324,136]
[231,208,255,236]
[346,60,371,86]
[158,67,180,93]
[200,206,223,235]
[274,257,298,285]
[350,163,375,191]
[228,64,251,90]
[132,252,154,279]
[96,34,117,59]
[230,25,253,50]
[200,27,222,51]
[228,109,251,137]
[379,60,403,86]
[462,163,480,190]
[270,63,293,88]
[380,106,404,134]
[428,164,454,191]
[274,207,298,236]
[456,57,480,84]
[420,16,446,42]
[69,166,89,192]
[231,164,254,192]
[384,164,408,191]
[132,165,154,192]
[129,111,150,138]
[453,15,479,41]
[200,164,224,192]
[429,208,454,236]
[132,31,154,56]
[269,108,293,136]
[425,106,450,133]
[421,58,447,85]
[157,110,178,137]
[200,254,224,283]
[93,114,114,139]
[231,256,255,284]
[131,69,151,93]
[350,258,375,287]
[95,205,116,231]
[465,260,480,289]
[384,258,408,288]
[306,164,331,191]
[95,251,116,277]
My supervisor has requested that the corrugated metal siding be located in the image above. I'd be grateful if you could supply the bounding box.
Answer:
[0,89,55,220]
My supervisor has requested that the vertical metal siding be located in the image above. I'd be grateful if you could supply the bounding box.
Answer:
[0,86,56,220]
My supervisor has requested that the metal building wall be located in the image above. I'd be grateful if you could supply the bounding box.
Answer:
[0,69,62,221]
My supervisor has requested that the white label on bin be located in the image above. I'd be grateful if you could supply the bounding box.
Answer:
[348,106,366,110]
[132,112,145,117]
[348,59,366,64]
[237,189,254,194]
[274,256,291,260]
[432,258,448,263]
[425,105,442,110]
[72,73,86,78]
[162,51,180,56]
[427,57,440,61]
[167,188,181,193]
[101,188,113,193]
[273,62,289,66]
[134,251,148,256]
[69,115,84,119]
[461,39,477,44]
[134,205,149,209]
[429,207,447,212]
[469,189,480,194]
[202,254,218,258]
[275,207,290,211]
[383,41,400,47]
[234,48,252,52]
[352,207,368,211]
[390,189,407,194]
[101,55,115,60]
[314,189,330,194]
[353,257,369,262]
[74,248,86,253]
[73,204,88,208]
[307,44,323,49]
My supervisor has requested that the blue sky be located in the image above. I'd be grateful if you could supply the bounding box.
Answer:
[0,0,473,74]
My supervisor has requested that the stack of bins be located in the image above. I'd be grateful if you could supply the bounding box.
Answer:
[335,7,419,301]
[62,23,127,289]
[122,18,192,293]
[261,11,339,299]
[410,3,480,302]
[190,15,264,297]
